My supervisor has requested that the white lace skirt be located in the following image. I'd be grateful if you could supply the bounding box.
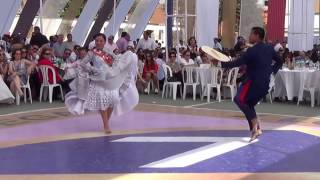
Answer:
[113,83,139,117]
[65,81,119,115]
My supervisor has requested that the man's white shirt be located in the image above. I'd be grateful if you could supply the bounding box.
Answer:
[136,38,157,50]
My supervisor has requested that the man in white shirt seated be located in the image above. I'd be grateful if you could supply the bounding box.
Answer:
[136,31,157,51]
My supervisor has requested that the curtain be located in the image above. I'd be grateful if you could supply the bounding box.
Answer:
[196,0,219,47]
[288,0,315,51]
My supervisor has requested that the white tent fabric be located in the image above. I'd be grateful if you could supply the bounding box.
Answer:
[36,0,69,36]
[288,0,315,51]
[239,0,264,40]
[104,0,135,37]
[196,0,219,47]
[126,0,160,40]
[0,0,20,35]
[72,0,104,45]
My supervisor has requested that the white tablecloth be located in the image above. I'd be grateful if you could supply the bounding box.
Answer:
[274,69,320,100]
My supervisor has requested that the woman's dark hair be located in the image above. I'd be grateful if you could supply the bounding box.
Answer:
[170,47,177,53]
[25,44,32,51]
[138,52,145,61]
[137,48,144,54]
[145,51,155,70]
[188,36,197,46]
[78,47,88,52]
[182,49,191,56]
[169,50,176,57]
[283,51,293,62]
[293,51,300,57]
[49,36,55,42]
[93,33,106,41]
[157,52,164,59]
[73,45,81,51]
[11,49,22,61]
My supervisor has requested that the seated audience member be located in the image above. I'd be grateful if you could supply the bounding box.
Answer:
[69,45,80,62]
[26,44,40,64]
[167,51,182,83]
[38,48,71,98]
[179,49,195,66]
[155,52,166,90]
[187,36,199,60]
[8,49,35,96]
[78,47,88,60]
[200,53,211,65]
[135,50,146,92]
[37,47,62,84]
[142,51,159,94]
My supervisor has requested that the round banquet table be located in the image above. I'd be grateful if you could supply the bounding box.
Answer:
[274,68,320,100]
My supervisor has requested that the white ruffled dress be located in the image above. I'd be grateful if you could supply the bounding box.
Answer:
[0,76,14,103]
[65,50,138,116]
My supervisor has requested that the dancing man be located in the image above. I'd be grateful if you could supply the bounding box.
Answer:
[221,27,282,142]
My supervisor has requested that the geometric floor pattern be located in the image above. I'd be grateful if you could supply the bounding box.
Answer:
[0,103,319,180]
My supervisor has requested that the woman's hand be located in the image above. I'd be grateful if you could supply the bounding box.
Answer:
[27,68,32,75]
[149,70,155,74]
[11,71,17,76]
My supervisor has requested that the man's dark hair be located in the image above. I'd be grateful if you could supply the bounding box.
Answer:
[121,32,128,38]
[251,27,265,40]
[78,47,88,52]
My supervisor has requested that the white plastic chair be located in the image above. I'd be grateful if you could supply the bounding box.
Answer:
[223,67,239,101]
[146,80,155,94]
[16,75,32,105]
[162,64,182,100]
[182,66,200,100]
[39,65,64,103]
[202,67,223,102]
[262,74,276,104]
[297,72,316,107]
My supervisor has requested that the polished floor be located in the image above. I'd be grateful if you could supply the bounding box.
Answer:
[0,95,319,180]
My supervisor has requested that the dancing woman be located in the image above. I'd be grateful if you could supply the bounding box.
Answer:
[112,44,139,116]
[65,33,137,133]
[221,27,282,142]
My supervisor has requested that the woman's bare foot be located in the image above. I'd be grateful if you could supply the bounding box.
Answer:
[104,127,112,134]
